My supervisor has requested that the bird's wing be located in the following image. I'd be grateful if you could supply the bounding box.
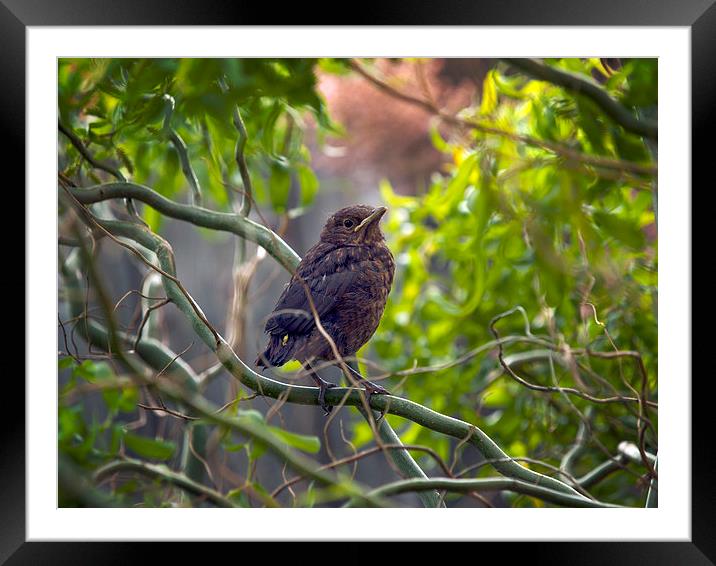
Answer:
[264,258,359,336]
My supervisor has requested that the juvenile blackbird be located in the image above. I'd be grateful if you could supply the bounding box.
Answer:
[256,204,395,414]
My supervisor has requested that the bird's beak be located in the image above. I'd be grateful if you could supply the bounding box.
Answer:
[354,206,387,232]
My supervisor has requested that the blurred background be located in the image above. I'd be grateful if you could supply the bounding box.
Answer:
[58,57,658,508]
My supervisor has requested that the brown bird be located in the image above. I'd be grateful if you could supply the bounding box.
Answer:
[256,204,395,414]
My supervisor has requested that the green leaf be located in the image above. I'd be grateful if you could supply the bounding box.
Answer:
[297,164,319,206]
[268,427,321,454]
[592,210,646,250]
[236,409,266,424]
[248,439,267,461]
[379,179,417,209]
[268,160,291,212]
[58,356,76,371]
[481,381,511,408]
[73,360,113,382]
[226,488,250,507]
[124,433,176,461]
[110,425,126,455]
[619,58,658,108]
[480,70,498,115]
[318,58,352,75]
[118,387,139,413]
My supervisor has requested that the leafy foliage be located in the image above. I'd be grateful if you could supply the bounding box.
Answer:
[58,57,657,508]
[59,58,333,222]
[364,58,657,506]
[58,57,333,507]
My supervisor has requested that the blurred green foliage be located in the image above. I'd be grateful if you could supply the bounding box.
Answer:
[58,57,657,508]
[363,58,657,506]
[59,58,332,227]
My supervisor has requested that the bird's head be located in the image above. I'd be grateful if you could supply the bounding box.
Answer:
[319,204,388,245]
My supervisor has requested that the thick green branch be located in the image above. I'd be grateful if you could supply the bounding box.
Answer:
[348,477,621,508]
[349,358,443,508]
[577,454,627,489]
[69,182,299,272]
[67,188,590,502]
[168,130,202,206]
[502,58,658,140]
[560,408,591,478]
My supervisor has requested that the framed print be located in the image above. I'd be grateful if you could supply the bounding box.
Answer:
[9,0,706,562]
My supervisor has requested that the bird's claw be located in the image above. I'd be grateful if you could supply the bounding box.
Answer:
[362,380,389,398]
[318,382,337,416]
[362,380,389,422]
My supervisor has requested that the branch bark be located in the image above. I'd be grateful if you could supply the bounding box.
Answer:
[70,182,300,272]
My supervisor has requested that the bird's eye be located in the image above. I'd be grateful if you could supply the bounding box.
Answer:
[343,219,354,228]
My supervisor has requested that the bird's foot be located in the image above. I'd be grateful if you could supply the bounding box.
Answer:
[318,381,337,416]
[360,379,389,423]
[362,379,389,397]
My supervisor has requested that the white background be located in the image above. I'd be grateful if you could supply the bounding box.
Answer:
[28,26,690,540]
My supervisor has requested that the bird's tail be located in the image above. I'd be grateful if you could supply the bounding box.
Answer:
[255,333,297,368]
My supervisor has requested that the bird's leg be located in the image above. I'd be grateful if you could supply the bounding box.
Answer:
[345,360,388,422]
[305,362,336,416]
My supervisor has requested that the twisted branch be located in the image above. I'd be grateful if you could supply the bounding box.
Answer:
[65,193,587,502]
[501,58,657,140]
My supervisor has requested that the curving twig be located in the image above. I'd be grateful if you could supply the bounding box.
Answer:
[232,106,252,217]
[162,94,203,206]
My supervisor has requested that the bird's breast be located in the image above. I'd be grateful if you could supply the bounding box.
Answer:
[332,243,394,354]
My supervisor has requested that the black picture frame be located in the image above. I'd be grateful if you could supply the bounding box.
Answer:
[9,0,706,562]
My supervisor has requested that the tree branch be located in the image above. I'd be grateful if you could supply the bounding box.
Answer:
[69,182,300,272]
[162,94,203,206]
[346,477,621,508]
[577,454,628,489]
[232,106,252,217]
[65,184,595,502]
[348,361,444,509]
[94,458,239,508]
[501,58,658,141]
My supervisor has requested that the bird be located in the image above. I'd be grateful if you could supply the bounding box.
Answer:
[256,204,395,414]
